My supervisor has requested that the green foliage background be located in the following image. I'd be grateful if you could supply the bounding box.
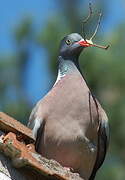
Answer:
[0,0,125,179]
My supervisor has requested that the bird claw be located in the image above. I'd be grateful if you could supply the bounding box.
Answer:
[64,167,74,172]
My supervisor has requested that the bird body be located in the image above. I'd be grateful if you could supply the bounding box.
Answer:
[28,33,109,180]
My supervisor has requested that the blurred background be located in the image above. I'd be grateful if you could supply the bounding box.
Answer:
[0,0,125,179]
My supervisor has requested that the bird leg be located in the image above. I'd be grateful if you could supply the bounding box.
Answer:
[64,167,74,172]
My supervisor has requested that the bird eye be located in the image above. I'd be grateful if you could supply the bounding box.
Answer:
[65,39,71,45]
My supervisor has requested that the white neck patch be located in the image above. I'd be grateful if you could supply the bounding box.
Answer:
[53,69,66,86]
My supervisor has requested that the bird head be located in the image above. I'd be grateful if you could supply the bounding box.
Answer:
[59,33,109,60]
[59,33,84,59]
[59,3,110,61]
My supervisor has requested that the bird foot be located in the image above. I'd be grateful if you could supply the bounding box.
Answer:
[64,167,74,172]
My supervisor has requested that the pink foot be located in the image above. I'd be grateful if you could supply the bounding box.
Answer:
[64,167,74,172]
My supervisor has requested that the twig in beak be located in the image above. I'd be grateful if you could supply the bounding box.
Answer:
[83,2,92,23]
[91,43,110,50]
[82,2,92,40]
[90,12,102,40]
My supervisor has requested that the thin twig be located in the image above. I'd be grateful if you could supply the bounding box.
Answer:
[92,44,110,50]
[90,12,102,40]
[82,2,92,40]
[83,2,93,23]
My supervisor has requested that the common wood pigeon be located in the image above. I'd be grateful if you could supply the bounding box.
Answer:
[28,33,109,180]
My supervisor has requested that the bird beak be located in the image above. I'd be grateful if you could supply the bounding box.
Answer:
[77,39,110,50]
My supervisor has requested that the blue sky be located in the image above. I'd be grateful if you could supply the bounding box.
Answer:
[0,0,125,103]
[0,0,57,52]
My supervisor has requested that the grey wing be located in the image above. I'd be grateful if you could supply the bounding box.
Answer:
[89,103,109,180]
[27,101,44,140]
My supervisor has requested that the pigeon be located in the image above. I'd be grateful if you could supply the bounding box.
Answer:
[28,33,109,180]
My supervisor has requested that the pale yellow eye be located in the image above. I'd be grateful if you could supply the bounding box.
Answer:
[65,39,71,45]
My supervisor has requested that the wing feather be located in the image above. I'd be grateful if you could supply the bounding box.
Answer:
[89,95,109,180]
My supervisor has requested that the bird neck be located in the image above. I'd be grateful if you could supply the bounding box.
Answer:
[59,55,80,73]
[54,56,81,85]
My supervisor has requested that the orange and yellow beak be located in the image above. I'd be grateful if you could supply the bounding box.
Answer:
[77,39,110,50]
